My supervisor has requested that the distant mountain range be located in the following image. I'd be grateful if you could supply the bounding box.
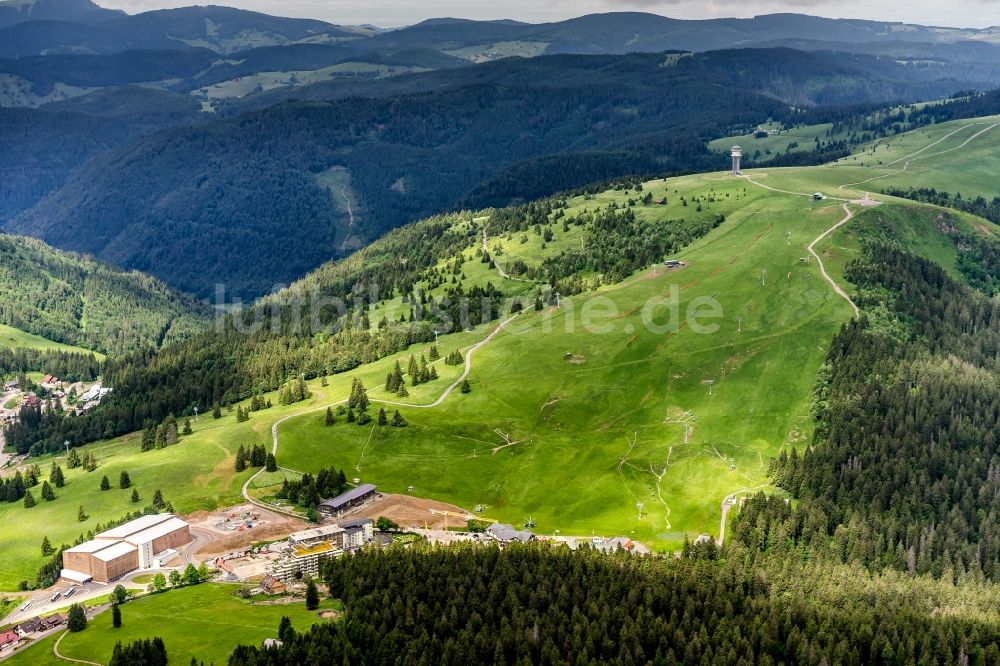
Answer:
[5,48,992,300]
[2,1,1000,300]
[1,1,998,60]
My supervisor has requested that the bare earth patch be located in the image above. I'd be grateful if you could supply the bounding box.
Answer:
[346,493,473,530]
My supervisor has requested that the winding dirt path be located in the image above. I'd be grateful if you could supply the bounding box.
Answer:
[837,121,998,190]
[241,313,520,510]
[808,204,859,317]
[53,630,101,666]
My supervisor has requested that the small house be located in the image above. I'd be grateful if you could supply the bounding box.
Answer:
[486,523,534,544]
[260,573,286,595]
[14,617,42,637]
[0,629,19,650]
[2,380,19,392]
[39,614,65,630]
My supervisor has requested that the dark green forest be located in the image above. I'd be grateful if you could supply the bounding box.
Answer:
[0,233,211,356]
[220,542,1000,665]
[0,88,202,223]
[743,232,1000,582]
[8,49,982,300]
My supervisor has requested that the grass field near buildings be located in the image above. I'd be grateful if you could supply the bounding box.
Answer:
[277,171,854,548]
[0,323,490,590]
[0,324,99,356]
[4,583,337,666]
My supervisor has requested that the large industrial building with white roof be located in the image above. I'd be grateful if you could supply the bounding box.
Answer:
[61,514,191,583]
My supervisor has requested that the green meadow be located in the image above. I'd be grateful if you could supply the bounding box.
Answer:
[5,583,337,666]
[2,115,997,590]
[0,324,98,356]
[278,171,855,548]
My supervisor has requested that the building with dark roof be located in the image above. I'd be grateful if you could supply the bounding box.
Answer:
[486,523,534,544]
[316,484,377,517]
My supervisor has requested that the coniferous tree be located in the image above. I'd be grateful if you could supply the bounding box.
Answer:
[131,488,140,503]
[41,535,53,556]
[100,475,110,491]
[112,603,122,628]
[377,408,388,426]
[324,407,334,426]
[212,402,222,419]
[235,445,247,472]
[50,464,65,488]
[278,616,295,644]
[41,480,55,501]
[119,471,131,489]
[391,410,408,427]
[305,579,319,611]
[23,489,36,508]
[67,603,86,632]
[141,425,156,452]
[265,453,278,473]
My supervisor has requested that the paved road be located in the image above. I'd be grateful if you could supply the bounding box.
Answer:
[717,486,769,545]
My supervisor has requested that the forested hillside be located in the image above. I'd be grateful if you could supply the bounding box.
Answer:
[0,233,212,356]
[0,88,202,222]
[222,542,1000,665]
[736,211,1000,582]
[7,49,983,299]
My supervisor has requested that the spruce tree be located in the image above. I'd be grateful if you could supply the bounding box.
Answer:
[182,418,192,436]
[100,475,111,491]
[305,579,319,610]
[141,425,156,452]
[112,603,122,628]
[391,410,408,427]
[266,453,278,473]
[377,408,388,426]
[67,603,87,632]
[23,489,36,508]
[212,402,222,419]
[50,464,65,488]
[41,480,55,501]
[131,489,140,503]
[460,379,471,393]
[41,536,53,556]
[325,407,335,426]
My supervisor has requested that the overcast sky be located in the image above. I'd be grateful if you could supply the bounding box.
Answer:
[95,0,1000,29]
